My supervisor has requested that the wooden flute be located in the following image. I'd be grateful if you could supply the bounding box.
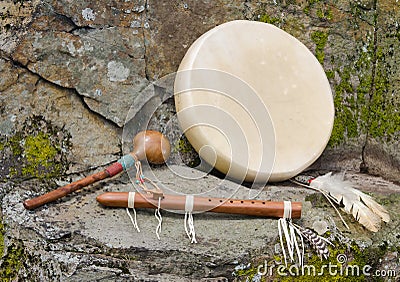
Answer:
[96,192,302,218]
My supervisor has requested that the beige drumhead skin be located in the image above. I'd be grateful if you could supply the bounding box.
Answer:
[174,20,334,182]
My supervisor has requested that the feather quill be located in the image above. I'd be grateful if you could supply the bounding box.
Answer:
[294,172,390,232]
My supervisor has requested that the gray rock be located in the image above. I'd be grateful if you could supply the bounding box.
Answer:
[1,0,399,280]
[2,167,399,280]
[46,0,147,28]
[0,166,304,280]
[0,0,41,56]
[144,0,245,79]
[12,27,148,127]
[0,62,120,173]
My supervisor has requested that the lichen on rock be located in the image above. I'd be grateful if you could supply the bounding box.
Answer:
[0,115,71,182]
[106,60,130,82]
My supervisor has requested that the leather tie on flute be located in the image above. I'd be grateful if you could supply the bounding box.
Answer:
[23,131,171,210]
[96,192,302,218]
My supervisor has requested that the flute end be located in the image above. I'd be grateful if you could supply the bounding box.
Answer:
[23,198,39,210]
[23,199,31,210]
[96,193,107,205]
[96,192,125,207]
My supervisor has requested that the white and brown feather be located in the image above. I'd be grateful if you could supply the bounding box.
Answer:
[308,172,390,232]
[296,225,330,260]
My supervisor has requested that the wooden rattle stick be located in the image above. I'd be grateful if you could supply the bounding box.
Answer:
[97,192,302,218]
[23,130,171,210]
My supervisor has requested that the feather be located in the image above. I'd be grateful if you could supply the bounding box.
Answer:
[308,172,390,232]
[351,188,390,223]
[294,224,331,260]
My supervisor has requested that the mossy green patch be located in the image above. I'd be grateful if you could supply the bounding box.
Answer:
[349,2,376,26]
[366,47,399,140]
[311,31,328,65]
[233,262,265,281]
[0,242,25,281]
[303,0,323,15]
[326,4,399,147]
[258,12,305,38]
[21,132,60,178]
[328,65,362,146]
[276,242,375,281]
[328,36,370,146]
[173,137,193,154]
[0,115,71,182]
[378,192,400,208]
[325,70,334,79]
[7,133,24,156]
[236,238,391,281]
[173,135,200,168]
[329,35,399,146]
[316,7,333,21]
[259,14,281,26]
[305,192,329,208]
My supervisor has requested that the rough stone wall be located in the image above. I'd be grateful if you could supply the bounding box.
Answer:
[1,0,399,180]
[0,0,399,281]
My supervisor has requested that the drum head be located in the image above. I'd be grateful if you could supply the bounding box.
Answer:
[174,20,334,182]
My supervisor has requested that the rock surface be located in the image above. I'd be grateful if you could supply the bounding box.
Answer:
[0,0,399,281]
[2,167,400,281]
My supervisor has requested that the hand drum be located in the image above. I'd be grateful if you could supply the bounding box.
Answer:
[174,20,334,183]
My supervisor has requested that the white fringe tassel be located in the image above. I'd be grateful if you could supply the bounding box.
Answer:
[184,195,197,243]
[155,196,163,240]
[126,192,140,232]
[278,201,304,267]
